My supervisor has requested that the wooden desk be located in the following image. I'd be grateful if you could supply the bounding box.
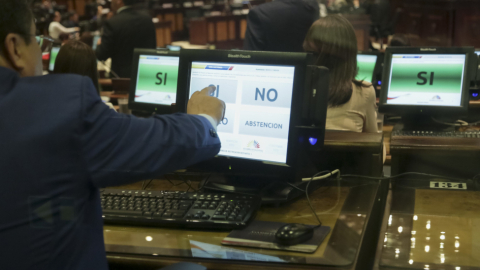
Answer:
[189,14,248,49]
[378,177,480,270]
[391,0,480,47]
[342,14,371,52]
[105,177,386,270]
[319,131,384,177]
[390,132,480,178]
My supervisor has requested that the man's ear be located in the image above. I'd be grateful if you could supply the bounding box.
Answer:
[3,33,26,73]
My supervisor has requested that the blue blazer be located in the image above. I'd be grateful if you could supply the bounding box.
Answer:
[0,67,220,269]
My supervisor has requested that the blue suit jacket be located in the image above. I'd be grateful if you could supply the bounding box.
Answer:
[0,67,220,269]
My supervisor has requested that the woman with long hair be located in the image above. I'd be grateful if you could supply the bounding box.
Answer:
[53,40,100,94]
[304,15,377,133]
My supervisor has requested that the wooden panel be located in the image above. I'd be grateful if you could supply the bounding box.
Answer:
[176,13,184,31]
[216,21,228,42]
[240,19,247,39]
[156,28,165,48]
[165,28,172,45]
[228,20,236,40]
[164,13,176,32]
[355,29,365,51]
[189,19,208,45]
[454,8,480,47]
[422,10,452,46]
[74,0,86,16]
[208,22,215,43]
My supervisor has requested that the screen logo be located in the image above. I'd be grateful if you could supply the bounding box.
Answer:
[420,48,437,51]
[247,140,261,149]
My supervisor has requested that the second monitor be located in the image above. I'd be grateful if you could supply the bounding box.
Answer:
[128,48,180,114]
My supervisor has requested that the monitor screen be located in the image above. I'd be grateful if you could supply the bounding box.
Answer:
[92,35,100,51]
[356,54,377,83]
[49,46,60,71]
[133,55,179,105]
[385,54,466,107]
[187,62,295,164]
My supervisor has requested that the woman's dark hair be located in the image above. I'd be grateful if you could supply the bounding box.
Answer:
[303,15,369,107]
[53,40,100,94]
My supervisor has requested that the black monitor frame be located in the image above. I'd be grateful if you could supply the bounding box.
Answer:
[128,48,180,114]
[176,49,311,177]
[379,47,474,116]
[356,51,382,85]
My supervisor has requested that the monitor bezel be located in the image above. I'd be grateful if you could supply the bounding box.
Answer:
[356,51,380,84]
[48,44,61,72]
[128,48,180,114]
[379,47,473,115]
[176,49,309,173]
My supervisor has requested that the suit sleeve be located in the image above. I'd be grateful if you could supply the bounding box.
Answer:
[78,77,221,187]
[95,20,114,61]
[363,86,379,133]
[243,9,266,51]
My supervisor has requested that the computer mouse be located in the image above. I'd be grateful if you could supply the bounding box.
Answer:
[275,223,315,246]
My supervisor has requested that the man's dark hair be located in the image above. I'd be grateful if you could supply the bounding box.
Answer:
[0,0,34,50]
[122,0,137,6]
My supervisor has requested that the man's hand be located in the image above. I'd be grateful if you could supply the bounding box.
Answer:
[187,86,225,126]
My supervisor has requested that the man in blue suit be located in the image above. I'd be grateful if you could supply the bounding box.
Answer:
[0,1,224,269]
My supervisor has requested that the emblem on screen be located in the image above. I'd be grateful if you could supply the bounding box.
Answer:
[247,140,261,149]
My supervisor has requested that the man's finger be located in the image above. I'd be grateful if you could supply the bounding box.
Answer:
[200,85,216,96]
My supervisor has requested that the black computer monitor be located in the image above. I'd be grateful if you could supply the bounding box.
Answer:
[128,48,180,114]
[356,52,378,84]
[48,45,61,72]
[379,47,473,119]
[176,49,314,178]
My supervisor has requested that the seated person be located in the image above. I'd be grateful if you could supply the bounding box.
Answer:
[62,11,80,28]
[389,34,411,47]
[303,15,377,133]
[243,0,319,52]
[49,11,79,39]
[53,40,100,94]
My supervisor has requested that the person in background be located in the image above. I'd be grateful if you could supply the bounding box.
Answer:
[304,15,377,133]
[53,40,100,93]
[49,11,79,39]
[243,0,319,52]
[95,0,156,78]
[62,12,80,28]
[0,1,225,269]
[389,34,411,47]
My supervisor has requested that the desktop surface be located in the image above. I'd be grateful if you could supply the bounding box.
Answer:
[104,176,383,269]
[379,177,480,270]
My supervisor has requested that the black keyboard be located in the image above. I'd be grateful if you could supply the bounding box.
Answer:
[100,189,261,229]
[392,130,480,138]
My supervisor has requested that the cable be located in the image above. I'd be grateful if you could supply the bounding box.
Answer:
[432,116,480,127]
[142,179,154,190]
[301,169,340,181]
[302,170,341,227]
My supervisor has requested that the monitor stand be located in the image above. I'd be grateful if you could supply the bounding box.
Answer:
[394,114,456,132]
